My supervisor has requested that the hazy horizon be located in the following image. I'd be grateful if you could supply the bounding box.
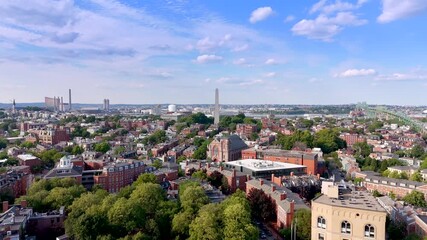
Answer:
[0,0,426,105]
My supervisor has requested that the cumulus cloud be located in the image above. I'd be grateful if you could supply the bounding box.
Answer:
[265,58,277,65]
[378,0,427,23]
[195,54,223,64]
[233,58,247,65]
[249,7,273,23]
[265,72,277,77]
[292,12,367,41]
[239,79,264,86]
[337,68,376,77]
[232,44,249,52]
[310,0,366,15]
[375,73,427,81]
[284,15,295,22]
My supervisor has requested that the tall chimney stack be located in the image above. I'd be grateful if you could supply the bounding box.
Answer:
[68,89,72,111]
[60,97,64,112]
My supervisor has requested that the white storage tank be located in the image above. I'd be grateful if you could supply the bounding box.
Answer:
[168,104,177,113]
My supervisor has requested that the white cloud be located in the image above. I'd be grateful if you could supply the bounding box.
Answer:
[232,44,249,52]
[265,58,277,65]
[284,15,295,22]
[249,7,273,23]
[292,12,367,41]
[308,77,321,83]
[265,72,277,77]
[239,79,264,86]
[378,0,427,23]
[195,54,223,64]
[375,73,427,81]
[233,58,247,65]
[337,68,376,77]
[196,37,217,52]
[310,0,367,15]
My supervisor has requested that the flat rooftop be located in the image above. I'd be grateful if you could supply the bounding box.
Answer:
[314,189,386,212]
[226,159,306,172]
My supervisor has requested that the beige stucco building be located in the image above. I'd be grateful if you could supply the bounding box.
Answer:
[311,185,387,240]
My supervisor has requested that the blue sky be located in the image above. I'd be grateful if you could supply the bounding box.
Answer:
[0,0,427,105]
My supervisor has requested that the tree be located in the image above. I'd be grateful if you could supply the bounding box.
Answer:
[20,141,35,149]
[130,183,166,216]
[223,203,258,240]
[72,145,84,155]
[313,129,346,154]
[172,210,193,238]
[108,198,146,235]
[192,170,207,181]
[247,188,277,221]
[189,204,223,240]
[411,144,425,158]
[387,221,406,240]
[152,159,163,169]
[0,138,7,149]
[410,171,423,182]
[180,185,209,214]
[403,191,427,207]
[294,209,311,240]
[372,190,383,197]
[192,139,211,160]
[133,173,157,186]
[353,142,372,158]
[207,171,223,188]
[114,146,126,155]
[95,142,111,153]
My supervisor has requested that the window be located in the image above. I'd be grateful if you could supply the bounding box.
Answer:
[317,216,326,229]
[341,221,351,234]
[318,233,325,240]
[364,224,375,238]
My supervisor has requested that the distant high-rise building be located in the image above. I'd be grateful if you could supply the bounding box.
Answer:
[214,88,220,125]
[103,99,110,111]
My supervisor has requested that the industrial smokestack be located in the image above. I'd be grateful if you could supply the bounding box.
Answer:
[60,97,64,112]
[68,89,72,111]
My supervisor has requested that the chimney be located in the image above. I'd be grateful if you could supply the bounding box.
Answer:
[20,200,28,208]
[220,166,224,171]
[271,184,276,192]
[247,175,251,181]
[290,172,294,177]
[260,179,264,186]
[207,162,211,168]
[198,161,202,168]
[271,173,275,181]
[317,173,320,180]
[185,160,189,166]
[290,200,295,213]
[2,201,9,212]
[68,89,72,111]
[233,169,236,177]
[280,192,287,201]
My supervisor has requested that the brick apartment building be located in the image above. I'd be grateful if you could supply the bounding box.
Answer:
[356,171,427,200]
[93,160,145,193]
[340,133,366,146]
[0,166,32,198]
[16,154,41,169]
[242,148,319,175]
[235,124,258,138]
[27,127,70,145]
[246,178,309,229]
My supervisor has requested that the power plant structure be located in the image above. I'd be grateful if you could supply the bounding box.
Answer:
[103,99,110,111]
[44,89,72,112]
[214,88,220,125]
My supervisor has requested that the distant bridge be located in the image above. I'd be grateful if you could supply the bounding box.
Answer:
[356,103,427,134]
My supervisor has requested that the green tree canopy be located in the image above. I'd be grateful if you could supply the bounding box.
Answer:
[403,191,427,207]
[95,142,111,153]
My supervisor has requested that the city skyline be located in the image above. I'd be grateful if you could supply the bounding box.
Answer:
[0,0,427,105]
